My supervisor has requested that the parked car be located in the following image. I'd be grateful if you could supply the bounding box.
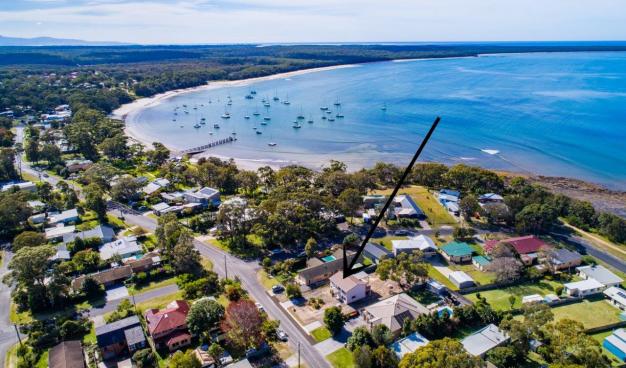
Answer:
[277,329,288,341]
[255,302,265,313]
[219,352,233,365]
[269,248,284,256]
[272,284,284,294]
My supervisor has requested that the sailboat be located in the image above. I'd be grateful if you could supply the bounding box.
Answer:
[213,123,220,129]
[381,103,387,111]
[263,116,271,121]
[293,121,302,129]
[268,142,277,147]
[244,115,251,120]
[194,124,201,129]
[250,89,257,95]
[283,94,291,105]
[273,91,280,101]
[256,130,263,135]
[334,98,341,106]
[336,113,344,118]
[245,94,254,100]
[307,116,314,124]
[297,107,305,120]
[253,109,261,116]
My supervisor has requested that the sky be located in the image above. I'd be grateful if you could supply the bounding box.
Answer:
[1,0,626,44]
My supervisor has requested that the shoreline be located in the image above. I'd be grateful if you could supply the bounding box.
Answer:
[115,56,626,215]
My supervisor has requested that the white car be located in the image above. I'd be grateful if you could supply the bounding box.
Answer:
[255,302,265,313]
[277,329,288,341]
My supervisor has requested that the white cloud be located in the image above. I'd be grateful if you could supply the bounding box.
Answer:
[1,0,626,43]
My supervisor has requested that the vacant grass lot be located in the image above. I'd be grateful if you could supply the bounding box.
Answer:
[311,326,332,342]
[327,348,355,368]
[136,290,185,313]
[465,279,563,310]
[372,186,456,227]
[551,300,621,329]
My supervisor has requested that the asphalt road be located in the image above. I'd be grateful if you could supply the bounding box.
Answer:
[551,230,626,272]
[117,211,330,368]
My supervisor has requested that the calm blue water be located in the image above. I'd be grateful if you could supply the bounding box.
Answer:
[129,52,626,190]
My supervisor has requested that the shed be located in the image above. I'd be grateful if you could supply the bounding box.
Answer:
[448,271,475,289]
[472,255,491,271]
[363,242,393,263]
[461,324,509,357]
[604,329,626,361]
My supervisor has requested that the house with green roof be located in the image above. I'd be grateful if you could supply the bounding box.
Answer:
[472,255,492,271]
[440,241,474,264]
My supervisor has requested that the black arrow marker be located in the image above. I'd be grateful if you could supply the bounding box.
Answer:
[343,116,441,278]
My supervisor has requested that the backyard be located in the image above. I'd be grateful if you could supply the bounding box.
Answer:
[326,347,355,368]
[465,279,564,310]
[372,185,456,227]
[551,299,621,329]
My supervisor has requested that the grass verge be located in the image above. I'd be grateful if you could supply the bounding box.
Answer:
[326,348,354,368]
[310,327,332,342]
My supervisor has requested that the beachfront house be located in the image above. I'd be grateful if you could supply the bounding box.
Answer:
[461,324,509,358]
[577,265,624,287]
[329,271,370,304]
[362,293,429,336]
[440,241,474,264]
[392,235,437,257]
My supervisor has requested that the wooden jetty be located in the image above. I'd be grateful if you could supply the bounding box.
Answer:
[179,136,236,155]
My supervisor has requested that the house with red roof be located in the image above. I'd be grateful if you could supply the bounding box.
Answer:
[485,235,551,265]
[145,300,192,351]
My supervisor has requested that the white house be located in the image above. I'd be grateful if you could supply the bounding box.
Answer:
[329,271,370,304]
[577,265,624,287]
[462,324,509,357]
[392,195,425,219]
[564,278,605,297]
[183,187,221,206]
[391,235,437,257]
[1,181,36,193]
[48,208,79,226]
[45,225,76,240]
[522,294,544,304]
[604,287,626,310]
[99,236,143,261]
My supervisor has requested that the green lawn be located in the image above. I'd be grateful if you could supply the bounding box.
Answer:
[35,350,48,368]
[258,270,280,289]
[551,300,621,329]
[326,348,354,368]
[466,279,563,310]
[136,290,185,313]
[128,277,177,295]
[310,327,332,342]
[425,264,458,290]
[373,186,456,227]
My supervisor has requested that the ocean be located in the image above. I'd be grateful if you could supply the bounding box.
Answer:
[127,52,626,190]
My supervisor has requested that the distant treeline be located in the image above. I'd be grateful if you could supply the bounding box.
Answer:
[3,43,626,115]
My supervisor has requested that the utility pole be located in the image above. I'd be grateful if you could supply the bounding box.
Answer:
[298,341,301,368]
[224,254,228,279]
[13,324,22,346]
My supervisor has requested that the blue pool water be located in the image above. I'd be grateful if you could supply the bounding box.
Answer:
[322,255,337,262]
[128,52,626,190]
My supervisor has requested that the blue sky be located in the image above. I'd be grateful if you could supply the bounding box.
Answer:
[1,0,626,44]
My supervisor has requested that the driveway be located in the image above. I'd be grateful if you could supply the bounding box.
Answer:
[314,328,351,356]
